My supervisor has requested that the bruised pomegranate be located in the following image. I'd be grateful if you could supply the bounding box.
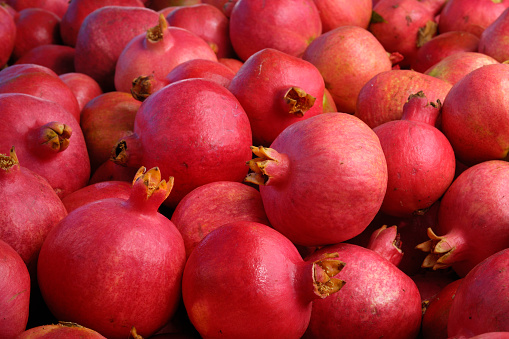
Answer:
[479,7,509,63]
[61,180,132,213]
[14,44,75,75]
[245,113,387,246]
[182,221,346,338]
[0,5,15,68]
[37,167,187,339]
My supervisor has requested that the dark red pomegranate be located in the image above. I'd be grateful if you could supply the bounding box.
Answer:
[14,44,75,75]
[59,72,103,112]
[182,221,346,338]
[6,0,69,18]
[61,180,132,213]
[37,167,187,339]
[89,160,139,185]
[0,4,15,68]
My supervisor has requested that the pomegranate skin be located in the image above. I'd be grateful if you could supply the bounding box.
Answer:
[313,0,372,32]
[228,48,325,147]
[303,243,422,339]
[37,167,187,339]
[171,181,271,258]
[17,323,107,338]
[14,44,75,75]
[246,113,388,246]
[479,7,509,63]
[182,221,346,339]
[165,58,236,88]
[7,0,68,18]
[447,248,509,337]
[111,78,253,209]
[0,5,15,67]
[58,72,103,112]
[229,0,322,61]
[61,180,132,213]
[302,25,393,114]
[441,63,509,165]
[74,6,159,91]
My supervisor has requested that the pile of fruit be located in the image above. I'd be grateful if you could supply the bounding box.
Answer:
[2,0,509,338]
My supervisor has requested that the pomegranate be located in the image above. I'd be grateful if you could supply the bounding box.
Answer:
[411,269,459,302]
[425,51,499,85]
[447,248,509,337]
[302,25,393,114]
[417,160,509,277]
[14,44,75,75]
[0,4,15,68]
[229,0,322,61]
[6,0,68,18]
[0,64,81,122]
[61,181,132,213]
[166,3,234,58]
[74,6,159,91]
[0,146,67,275]
[479,7,509,63]
[313,0,372,31]
[165,58,236,88]
[438,0,509,37]
[114,14,217,93]
[80,91,140,173]
[59,72,103,112]
[322,88,337,113]
[17,322,107,338]
[399,91,442,127]
[11,8,62,61]
[171,181,270,258]
[37,167,187,339]
[59,0,145,47]
[245,113,388,246]
[145,0,201,11]
[228,48,325,146]
[182,221,346,338]
[218,57,243,73]
[0,239,30,339]
[302,243,422,339]
[365,225,403,266]
[0,93,90,198]
[354,69,452,129]
[440,63,509,165]
[111,78,252,209]
[89,160,139,185]
[411,31,480,73]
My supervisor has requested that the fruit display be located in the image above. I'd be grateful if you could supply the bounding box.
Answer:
[2,0,509,338]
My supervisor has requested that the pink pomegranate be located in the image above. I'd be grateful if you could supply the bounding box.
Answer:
[479,7,509,63]
[354,69,452,129]
[0,146,67,275]
[166,3,234,58]
[165,58,236,88]
[447,248,509,337]
[313,0,372,31]
[411,31,480,73]
[417,160,509,277]
[14,44,75,75]
[80,91,141,173]
[115,14,217,93]
[218,57,243,73]
[59,0,145,47]
[302,25,393,114]
[399,91,442,127]
[37,167,187,339]
[0,239,30,339]
[17,322,107,338]
[245,113,388,246]
[425,51,499,85]
[59,72,103,112]
[365,225,403,266]
[74,6,159,91]
[182,221,346,338]
[440,63,509,165]
[229,0,322,61]
[302,243,422,339]
[0,4,15,68]
[0,93,90,198]
[0,64,81,122]
[61,181,132,213]
[228,48,325,146]
[6,0,68,18]
[171,181,271,258]
[438,0,509,37]
[110,78,253,209]
[11,8,62,61]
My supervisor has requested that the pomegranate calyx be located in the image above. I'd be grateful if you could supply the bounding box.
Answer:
[0,146,19,171]
[37,122,72,153]
[245,146,277,185]
[312,252,346,298]
[131,75,155,102]
[133,166,173,200]
[146,13,167,43]
[284,87,316,117]
[112,140,128,166]
[417,20,438,48]
[130,326,144,339]
[416,228,456,270]
[58,321,85,328]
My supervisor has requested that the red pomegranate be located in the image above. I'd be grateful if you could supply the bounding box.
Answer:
[479,7,509,63]
[0,93,90,198]
[313,0,372,31]
[165,58,236,88]
[245,113,388,246]
[440,63,509,165]
[110,78,253,209]
[228,48,325,146]
[89,160,139,185]
[322,88,337,113]
[114,14,217,93]
[59,72,103,112]
[17,322,107,338]
[417,160,509,277]
[61,180,132,213]
[302,243,422,339]
[182,221,346,338]
[302,25,393,114]
[364,225,403,266]
[145,0,200,11]
[171,181,271,258]
[6,0,68,18]
[218,57,243,73]
[447,248,509,337]
[37,167,187,339]
[0,4,15,68]
[14,44,75,75]
[229,0,322,61]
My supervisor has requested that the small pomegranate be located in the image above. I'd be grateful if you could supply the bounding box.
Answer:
[59,72,103,112]
[14,44,75,75]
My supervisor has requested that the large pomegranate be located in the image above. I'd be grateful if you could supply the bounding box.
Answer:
[61,180,132,213]
[245,112,388,246]
[37,167,187,339]
[182,221,346,338]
